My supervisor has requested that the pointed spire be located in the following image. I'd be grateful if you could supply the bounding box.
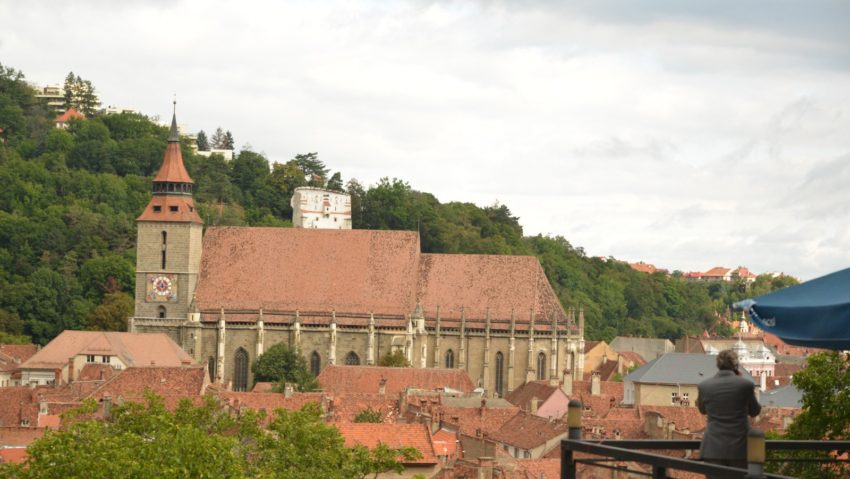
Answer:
[168,98,179,142]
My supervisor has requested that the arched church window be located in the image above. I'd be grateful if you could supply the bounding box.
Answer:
[345,351,360,366]
[161,231,167,269]
[445,349,455,369]
[208,357,216,382]
[495,352,505,397]
[158,306,166,319]
[310,351,321,376]
[537,352,546,380]
[234,348,249,392]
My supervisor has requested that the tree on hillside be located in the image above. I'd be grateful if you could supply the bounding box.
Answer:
[326,171,344,191]
[210,127,226,149]
[294,152,327,187]
[223,130,235,150]
[251,343,318,391]
[196,130,209,151]
[62,72,99,116]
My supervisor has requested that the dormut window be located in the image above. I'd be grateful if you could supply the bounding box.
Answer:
[161,231,167,269]
[445,349,455,369]
[537,352,547,380]
[344,351,360,366]
[153,205,162,212]
[495,352,505,397]
[310,351,321,376]
[169,205,178,212]
[234,348,249,392]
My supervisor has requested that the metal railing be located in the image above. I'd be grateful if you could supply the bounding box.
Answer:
[560,400,850,479]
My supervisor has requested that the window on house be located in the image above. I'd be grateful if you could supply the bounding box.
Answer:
[537,352,546,380]
[234,348,249,392]
[169,205,178,212]
[523,451,531,459]
[158,306,166,319]
[86,355,95,363]
[153,205,162,212]
[671,392,679,404]
[345,351,361,366]
[101,356,109,363]
[310,351,321,376]
[495,352,505,397]
[445,349,454,369]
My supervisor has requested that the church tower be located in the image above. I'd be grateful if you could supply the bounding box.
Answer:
[133,104,203,331]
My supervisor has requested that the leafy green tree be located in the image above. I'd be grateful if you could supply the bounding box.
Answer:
[252,343,318,391]
[353,406,383,423]
[378,350,410,367]
[768,352,850,479]
[196,130,209,151]
[210,127,226,149]
[294,152,327,186]
[87,291,133,331]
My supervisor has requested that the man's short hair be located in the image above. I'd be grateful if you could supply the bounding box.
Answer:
[716,349,739,371]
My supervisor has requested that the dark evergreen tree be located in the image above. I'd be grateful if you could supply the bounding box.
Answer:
[196,130,209,151]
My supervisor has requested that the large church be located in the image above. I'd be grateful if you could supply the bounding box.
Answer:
[131,111,585,394]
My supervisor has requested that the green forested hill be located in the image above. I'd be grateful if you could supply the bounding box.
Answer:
[0,64,796,345]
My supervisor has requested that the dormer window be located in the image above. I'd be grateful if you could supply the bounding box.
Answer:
[169,206,178,212]
[153,206,162,212]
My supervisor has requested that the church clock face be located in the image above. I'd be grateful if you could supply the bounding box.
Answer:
[146,273,178,302]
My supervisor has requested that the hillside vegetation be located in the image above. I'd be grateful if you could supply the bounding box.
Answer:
[0,63,796,345]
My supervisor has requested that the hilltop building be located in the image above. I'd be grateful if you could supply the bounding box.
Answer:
[131,108,585,393]
[290,187,352,229]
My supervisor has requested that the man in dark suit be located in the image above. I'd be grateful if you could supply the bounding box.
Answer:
[697,349,761,476]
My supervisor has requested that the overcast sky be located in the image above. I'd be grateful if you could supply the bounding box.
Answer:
[3,1,849,280]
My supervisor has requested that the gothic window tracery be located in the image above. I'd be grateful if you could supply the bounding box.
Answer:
[345,351,360,366]
[234,348,249,392]
[310,351,321,375]
[537,352,546,380]
[445,349,455,369]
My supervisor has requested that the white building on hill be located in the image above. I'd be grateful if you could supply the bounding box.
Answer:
[291,187,352,229]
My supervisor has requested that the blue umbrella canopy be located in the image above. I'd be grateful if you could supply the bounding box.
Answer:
[735,267,850,350]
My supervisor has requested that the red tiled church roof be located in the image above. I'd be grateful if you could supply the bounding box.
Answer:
[54,107,85,124]
[194,228,570,324]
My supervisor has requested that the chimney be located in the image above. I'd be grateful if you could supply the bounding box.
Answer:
[54,368,62,387]
[760,371,767,392]
[617,354,625,374]
[103,393,113,420]
[422,412,434,433]
[67,357,75,384]
[591,372,601,396]
[530,398,539,414]
[38,395,48,416]
[284,383,294,399]
[478,457,494,479]
[378,377,387,396]
[561,369,573,396]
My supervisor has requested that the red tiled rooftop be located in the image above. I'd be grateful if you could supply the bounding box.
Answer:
[328,393,400,423]
[438,405,520,437]
[317,365,474,396]
[0,447,26,464]
[335,423,438,464]
[195,228,420,314]
[136,195,202,223]
[488,411,569,449]
[54,107,84,124]
[152,142,193,184]
[505,380,560,411]
[86,365,207,402]
[21,331,194,371]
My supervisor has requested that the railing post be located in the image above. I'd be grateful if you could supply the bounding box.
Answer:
[561,400,582,479]
[746,429,765,479]
[561,441,575,479]
[568,399,582,440]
